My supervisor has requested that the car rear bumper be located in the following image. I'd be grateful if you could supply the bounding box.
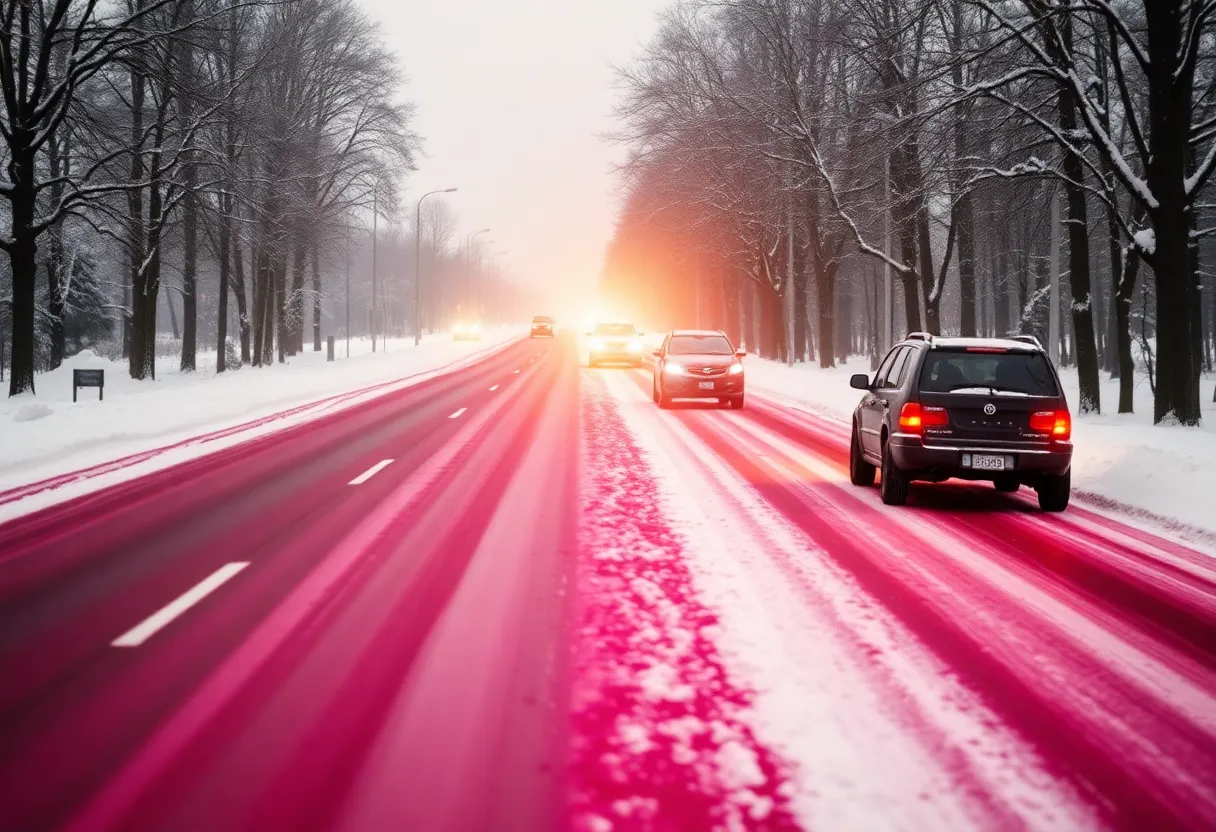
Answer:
[889,433,1071,479]
[530,329,553,337]
[663,377,743,398]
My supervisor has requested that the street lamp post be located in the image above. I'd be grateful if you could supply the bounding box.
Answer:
[465,228,491,314]
[414,187,458,346]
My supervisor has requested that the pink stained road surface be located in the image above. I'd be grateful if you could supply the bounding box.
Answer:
[0,335,1212,831]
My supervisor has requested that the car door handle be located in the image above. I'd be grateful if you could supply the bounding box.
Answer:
[879,399,889,408]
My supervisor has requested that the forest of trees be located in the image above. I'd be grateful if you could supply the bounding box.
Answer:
[0,0,511,399]
[602,0,1216,425]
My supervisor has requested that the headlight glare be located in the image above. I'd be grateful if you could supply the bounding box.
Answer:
[665,361,686,376]
[729,362,744,375]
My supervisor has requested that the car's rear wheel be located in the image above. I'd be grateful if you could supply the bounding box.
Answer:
[1036,470,1071,512]
[728,394,745,410]
[993,476,1019,493]
[879,440,909,506]
[849,424,876,487]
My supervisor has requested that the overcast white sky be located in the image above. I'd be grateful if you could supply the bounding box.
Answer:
[355,0,666,307]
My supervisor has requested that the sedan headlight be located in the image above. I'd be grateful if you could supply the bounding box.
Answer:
[590,337,605,351]
[664,361,686,376]
[628,339,643,352]
[729,362,744,375]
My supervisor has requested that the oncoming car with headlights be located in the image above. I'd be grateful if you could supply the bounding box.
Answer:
[652,330,746,409]
[587,321,644,367]
[453,320,482,341]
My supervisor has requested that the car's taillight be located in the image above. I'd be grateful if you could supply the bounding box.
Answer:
[899,403,948,434]
[1029,410,1071,440]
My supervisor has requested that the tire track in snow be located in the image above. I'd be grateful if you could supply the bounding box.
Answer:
[568,372,800,831]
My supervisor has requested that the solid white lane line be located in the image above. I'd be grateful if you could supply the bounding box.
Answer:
[489,385,500,391]
[113,562,249,648]
[349,459,394,485]
[449,408,467,419]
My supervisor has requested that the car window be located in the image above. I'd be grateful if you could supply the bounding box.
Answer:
[877,348,908,389]
[891,347,916,388]
[668,334,734,355]
[919,351,1060,396]
[594,323,637,337]
[872,348,900,388]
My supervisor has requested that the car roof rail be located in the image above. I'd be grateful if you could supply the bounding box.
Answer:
[1009,334,1044,349]
[905,331,933,343]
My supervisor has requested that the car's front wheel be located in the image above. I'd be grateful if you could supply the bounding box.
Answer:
[728,394,745,410]
[879,440,910,506]
[849,424,876,487]
[1037,470,1071,512]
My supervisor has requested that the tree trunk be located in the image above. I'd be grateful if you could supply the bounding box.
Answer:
[178,0,198,372]
[46,219,66,371]
[1115,248,1140,413]
[1057,69,1101,412]
[6,158,38,396]
[46,132,68,370]
[232,236,250,365]
[288,242,306,356]
[217,199,231,373]
[312,241,322,351]
[1143,0,1202,425]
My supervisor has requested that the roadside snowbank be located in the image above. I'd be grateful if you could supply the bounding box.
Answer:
[745,356,1216,534]
[0,329,522,496]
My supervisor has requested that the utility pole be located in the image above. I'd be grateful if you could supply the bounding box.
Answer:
[371,184,378,353]
[1049,186,1061,365]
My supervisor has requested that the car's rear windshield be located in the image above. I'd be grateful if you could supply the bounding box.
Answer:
[668,334,733,355]
[919,350,1059,396]
[594,323,636,336]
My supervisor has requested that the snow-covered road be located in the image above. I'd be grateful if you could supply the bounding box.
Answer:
[573,364,1216,831]
[0,338,1212,830]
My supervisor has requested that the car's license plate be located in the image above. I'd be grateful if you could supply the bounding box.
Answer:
[698,381,715,390]
[968,453,1006,471]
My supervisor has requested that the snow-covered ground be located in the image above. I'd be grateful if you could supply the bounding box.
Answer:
[0,328,523,505]
[744,355,1216,535]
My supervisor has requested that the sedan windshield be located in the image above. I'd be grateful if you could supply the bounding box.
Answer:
[668,334,734,355]
[920,351,1059,396]
[594,323,636,336]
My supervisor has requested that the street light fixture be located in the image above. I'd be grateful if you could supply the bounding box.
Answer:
[465,228,491,314]
[414,187,458,346]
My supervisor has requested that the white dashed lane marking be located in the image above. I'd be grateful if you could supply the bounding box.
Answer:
[349,459,394,485]
[450,408,467,419]
[113,562,249,647]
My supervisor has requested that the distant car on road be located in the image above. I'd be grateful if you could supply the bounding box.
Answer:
[531,316,555,337]
[453,320,482,341]
[652,330,746,409]
[848,333,1073,511]
[588,321,644,367]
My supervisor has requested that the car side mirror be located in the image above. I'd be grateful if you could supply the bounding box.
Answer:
[735,349,746,358]
[638,331,645,337]
[584,332,592,337]
[651,349,661,358]
[850,373,871,390]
